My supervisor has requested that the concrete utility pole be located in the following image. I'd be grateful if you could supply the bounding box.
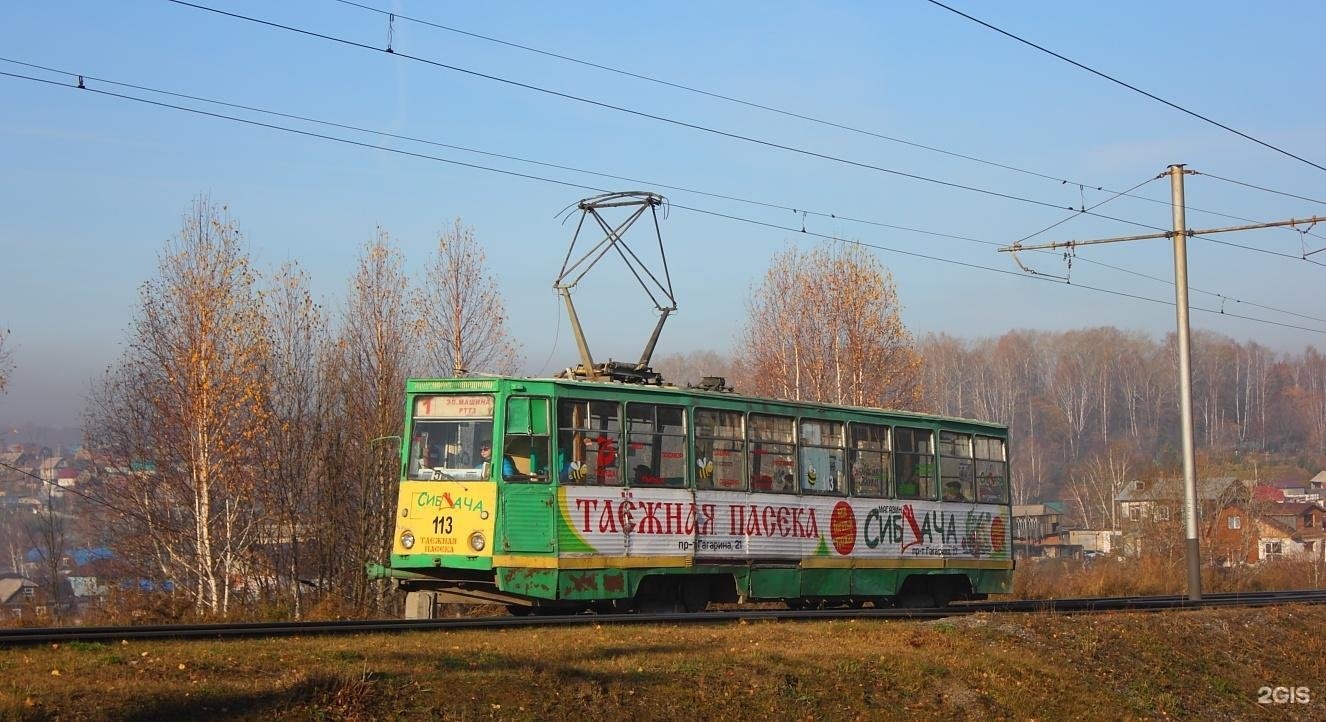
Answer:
[999,164,1325,603]
[1168,164,1201,601]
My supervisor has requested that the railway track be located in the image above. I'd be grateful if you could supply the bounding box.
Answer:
[3,589,1324,646]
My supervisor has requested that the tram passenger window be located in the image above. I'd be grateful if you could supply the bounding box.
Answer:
[974,435,1008,504]
[626,403,687,487]
[799,419,845,495]
[694,408,745,491]
[502,397,550,483]
[749,413,795,493]
[849,423,890,498]
[939,431,974,502]
[557,399,622,485]
[893,427,935,500]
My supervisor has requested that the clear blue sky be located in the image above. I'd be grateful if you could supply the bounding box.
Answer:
[2,1,1324,427]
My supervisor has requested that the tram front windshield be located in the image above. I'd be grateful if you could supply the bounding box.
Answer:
[406,394,495,480]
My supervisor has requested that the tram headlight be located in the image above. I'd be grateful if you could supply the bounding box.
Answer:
[468,531,486,552]
[400,529,415,550]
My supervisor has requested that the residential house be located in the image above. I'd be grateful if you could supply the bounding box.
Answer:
[38,456,69,483]
[1115,477,1249,556]
[0,449,37,481]
[0,574,39,619]
[1307,471,1326,501]
[1012,503,1077,558]
[1067,529,1120,555]
[1116,476,1248,527]
[1209,501,1326,564]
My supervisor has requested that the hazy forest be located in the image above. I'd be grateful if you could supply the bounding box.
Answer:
[4,198,1325,619]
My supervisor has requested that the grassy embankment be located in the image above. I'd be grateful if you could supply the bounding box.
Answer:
[3,604,1325,720]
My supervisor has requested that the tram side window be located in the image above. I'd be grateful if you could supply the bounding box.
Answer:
[502,397,550,483]
[749,413,796,493]
[626,403,687,487]
[974,435,1009,504]
[557,399,622,485]
[694,408,745,491]
[799,419,845,495]
[849,423,890,498]
[893,427,935,500]
[939,431,975,502]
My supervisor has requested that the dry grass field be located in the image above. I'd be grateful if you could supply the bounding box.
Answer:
[3,604,1325,721]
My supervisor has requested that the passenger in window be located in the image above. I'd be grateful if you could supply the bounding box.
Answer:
[943,481,966,502]
[480,442,521,480]
[483,442,536,481]
[632,464,658,485]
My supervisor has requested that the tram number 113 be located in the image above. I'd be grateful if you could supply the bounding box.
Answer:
[432,516,454,534]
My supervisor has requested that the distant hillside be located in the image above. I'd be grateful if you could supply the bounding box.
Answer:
[0,422,82,449]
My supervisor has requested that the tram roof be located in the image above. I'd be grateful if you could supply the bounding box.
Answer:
[405,376,1007,432]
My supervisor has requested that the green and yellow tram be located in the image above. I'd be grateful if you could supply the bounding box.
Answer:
[376,376,1012,616]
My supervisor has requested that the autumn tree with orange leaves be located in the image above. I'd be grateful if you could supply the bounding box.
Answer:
[326,231,421,611]
[256,260,330,618]
[415,219,521,377]
[89,197,270,615]
[734,241,922,410]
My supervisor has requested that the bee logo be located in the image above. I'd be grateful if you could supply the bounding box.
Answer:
[806,465,817,485]
[697,457,714,480]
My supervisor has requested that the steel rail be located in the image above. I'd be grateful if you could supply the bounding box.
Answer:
[3,589,1325,646]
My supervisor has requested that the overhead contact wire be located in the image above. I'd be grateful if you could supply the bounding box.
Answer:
[926,0,1326,175]
[162,0,1124,216]
[329,0,1309,238]
[4,67,1321,334]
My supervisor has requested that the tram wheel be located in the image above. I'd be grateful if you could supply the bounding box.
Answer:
[680,578,711,612]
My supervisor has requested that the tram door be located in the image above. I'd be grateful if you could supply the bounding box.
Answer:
[499,396,556,554]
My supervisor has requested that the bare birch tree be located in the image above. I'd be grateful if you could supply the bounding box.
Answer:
[87,197,270,615]
[329,230,418,612]
[1066,444,1136,529]
[735,241,922,409]
[258,261,329,617]
[415,219,521,377]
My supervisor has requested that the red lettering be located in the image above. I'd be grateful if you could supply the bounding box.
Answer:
[664,502,682,535]
[575,498,597,532]
[598,500,619,533]
[744,505,762,536]
[702,504,717,535]
[639,501,663,534]
[618,500,636,532]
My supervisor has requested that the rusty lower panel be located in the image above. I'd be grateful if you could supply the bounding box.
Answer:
[558,569,631,600]
[497,567,558,600]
